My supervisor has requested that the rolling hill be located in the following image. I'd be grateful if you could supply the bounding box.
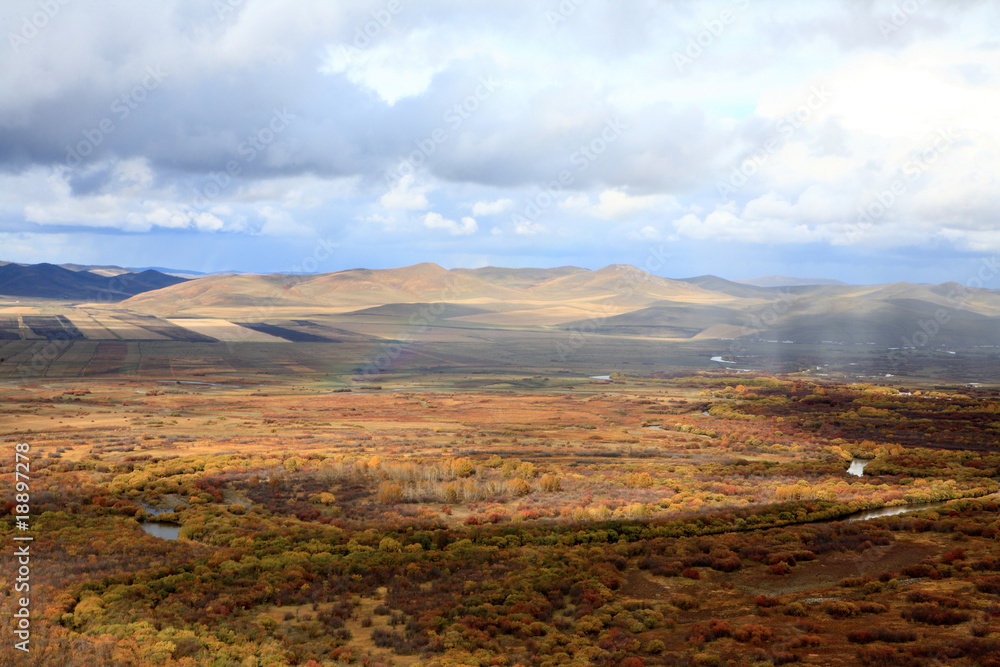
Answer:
[112,263,1000,349]
[0,263,186,300]
[5,262,997,352]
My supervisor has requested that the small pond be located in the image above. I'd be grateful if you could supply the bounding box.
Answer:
[141,523,180,540]
[141,503,180,540]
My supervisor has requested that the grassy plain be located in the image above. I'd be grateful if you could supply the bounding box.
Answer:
[2,359,1000,665]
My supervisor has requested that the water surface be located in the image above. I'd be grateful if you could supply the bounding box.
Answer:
[843,501,951,523]
[141,523,180,540]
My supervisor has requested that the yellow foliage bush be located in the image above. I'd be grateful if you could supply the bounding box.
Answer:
[376,482,403,504]
[539,473,561,492]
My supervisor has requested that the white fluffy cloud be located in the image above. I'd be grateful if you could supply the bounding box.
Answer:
[471,198,513,216]
[423,212,477,235]
[591,189,675,220]
[379,174,430,211]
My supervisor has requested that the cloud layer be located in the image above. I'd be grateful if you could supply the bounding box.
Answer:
[1,0,998,282]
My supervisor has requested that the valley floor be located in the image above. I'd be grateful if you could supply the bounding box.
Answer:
[2,372,1000,665]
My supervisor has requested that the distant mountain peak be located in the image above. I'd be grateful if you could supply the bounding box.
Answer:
[0,262,187,300]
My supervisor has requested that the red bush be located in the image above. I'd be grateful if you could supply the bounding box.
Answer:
[685,624,707,644]
[707,618,732,639]
[795,619,824,634]
[972,557,996,571]
[768,553,797,566]
[902,562,936,578]
[847,628,916,643]
[794,634,823,647]
[711,556,742,572]
[975,577,1000,594]
[733,624,773,643]
[971,623,991,637]
[769,562,792,576]
[856,601,890,614]
[941,548,966,565]
[902,603,971,626]
[754,595,781,608]
[906,591,962,608]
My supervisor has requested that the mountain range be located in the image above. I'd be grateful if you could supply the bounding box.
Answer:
[118,263,1000,348]
[0,263,186,300]
[0,260,203,279]
[3,262,998,348]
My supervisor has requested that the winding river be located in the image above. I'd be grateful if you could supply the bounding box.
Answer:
[842,500,954,523]
[838,456,968,521]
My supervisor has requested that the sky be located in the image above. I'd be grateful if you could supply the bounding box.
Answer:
[1,0,998,285]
